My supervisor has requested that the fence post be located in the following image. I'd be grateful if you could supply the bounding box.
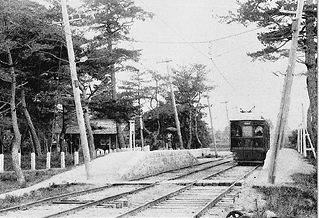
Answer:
[46,152,51,169]
[61,152,65,169]
[0,154,4,173]
[31,152,36,170]
[74,151,79,165]
[302,128,307,157]
[297,126,301,153]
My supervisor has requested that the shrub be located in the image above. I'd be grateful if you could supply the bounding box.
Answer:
[286,129,298,148]
[256,173,317,218]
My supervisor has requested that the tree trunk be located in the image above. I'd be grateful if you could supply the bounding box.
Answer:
[41,133,48,154]
[111,64,125,149]
[21,89,42,155]
[84,104,96,158]
[0,127,3,154]
[305,9,317,151]
[187,108,192,149]
[116,122,125,149]
[144,125,160,150]
[59,105,67,153]
[139,115,144,149]
[194,112,203,149]
[79,85,96,159]
[8,49,26,187]
[108,37,126,149]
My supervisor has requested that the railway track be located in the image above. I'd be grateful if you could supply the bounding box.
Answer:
[0,156,259,218]
[133,156,234,181]
[114,165,258,218]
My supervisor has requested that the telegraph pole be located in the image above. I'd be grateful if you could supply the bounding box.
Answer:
[221,101,230,146]
[207,93,218,157]
[167,63,184,149]
[220,101,229,121]
[158,60,184,149]
[268,0,304,184]
[61,0,92,179]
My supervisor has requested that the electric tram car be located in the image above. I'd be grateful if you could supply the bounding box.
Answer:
[230,118,270,164]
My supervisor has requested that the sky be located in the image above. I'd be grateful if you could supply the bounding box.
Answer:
[64,0,309,131]
[119,0,309,131]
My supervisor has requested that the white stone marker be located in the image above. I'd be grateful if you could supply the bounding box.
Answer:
[31,152,36,170]
[0,154,4,173]
[46,152,51,169]
[61,152,65,169]
[74,151,79,165]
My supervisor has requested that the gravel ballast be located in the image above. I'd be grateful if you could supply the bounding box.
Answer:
[0,150,199,199]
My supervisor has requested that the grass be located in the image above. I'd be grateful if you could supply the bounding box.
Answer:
[253,171,317,218]
[0,148,316,217]
[0,168,70,194]
[0,152,95,210]
[0,182,95,210]
[0,151,86,194]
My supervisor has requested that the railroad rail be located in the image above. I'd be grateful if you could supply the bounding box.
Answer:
[0,156,254,218]
[115,165,259,218]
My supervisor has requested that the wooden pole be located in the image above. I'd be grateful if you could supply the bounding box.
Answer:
[157,60,184,149]
[206,93,218,157]
[267,0,304,184]
[167,64,184,149]
[220,101,229,121]
[297,126,301,153]
[61,0,92,179]
[139,115,144,150]
[221,101,230,147]
[302,103,307,157]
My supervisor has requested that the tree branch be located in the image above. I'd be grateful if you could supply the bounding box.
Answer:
[38,51,69,63]
[0,101,10,110]
[0,59,11,67]
[16,81,28,89]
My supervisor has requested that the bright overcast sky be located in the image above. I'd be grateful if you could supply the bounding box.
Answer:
[122,0,309,131]
[64,0,308,131]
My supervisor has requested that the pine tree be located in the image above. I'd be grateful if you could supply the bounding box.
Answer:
[225,0,317,149]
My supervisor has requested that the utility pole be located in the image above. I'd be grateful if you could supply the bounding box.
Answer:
[138,92,144,150]
[61,0,92,179]
[301,103,306,156]
[220,101,229,121]
[221,101,230,146]
[206,93,218,157]
[268,0,304,184]
[158,60,184,149]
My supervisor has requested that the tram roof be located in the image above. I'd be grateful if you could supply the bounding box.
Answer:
[230,112,265,121]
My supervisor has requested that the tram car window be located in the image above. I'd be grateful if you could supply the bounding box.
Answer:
[230,119,270,164]
[231,124,242,137]
[242,126,253,137]
[254,126,263,136]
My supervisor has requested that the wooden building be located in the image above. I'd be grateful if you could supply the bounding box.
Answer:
[53,119,127,153]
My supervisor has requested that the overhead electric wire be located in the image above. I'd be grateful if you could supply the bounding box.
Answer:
[214,41,258,58]
[139,0,239,91]
[133,27,263,44]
